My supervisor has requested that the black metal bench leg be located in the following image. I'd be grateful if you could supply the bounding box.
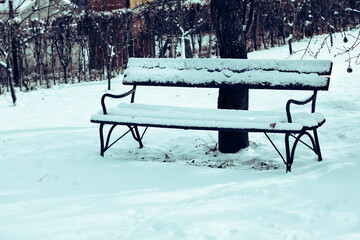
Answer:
[285,130,322,172]
[134,126,144,148]
[99,123,105,157]
[128,126,146,148]
[313,129,323,161]
[285,133,293,172]
[100,124,131,156]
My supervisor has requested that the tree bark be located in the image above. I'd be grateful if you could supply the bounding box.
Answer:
[211,0,249,153]
[8,0,17,104]
[218,87,249,152]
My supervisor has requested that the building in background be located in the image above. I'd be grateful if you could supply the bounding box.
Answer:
[86,0,154,70]
[87,0,129,11]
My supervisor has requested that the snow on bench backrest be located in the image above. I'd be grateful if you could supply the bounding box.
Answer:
[123,58,332,90]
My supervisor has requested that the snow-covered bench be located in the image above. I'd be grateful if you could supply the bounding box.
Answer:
[91,58,332,172]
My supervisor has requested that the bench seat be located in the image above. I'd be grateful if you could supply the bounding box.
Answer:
[91,103,325,133]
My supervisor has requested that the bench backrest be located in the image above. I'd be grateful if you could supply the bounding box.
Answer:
[123,58,332,90]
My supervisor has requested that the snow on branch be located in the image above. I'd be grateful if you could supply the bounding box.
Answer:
[0,60,6,68]
[345,8,360,14]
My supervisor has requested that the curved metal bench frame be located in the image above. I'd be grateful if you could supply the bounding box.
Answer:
[95,86,324,172]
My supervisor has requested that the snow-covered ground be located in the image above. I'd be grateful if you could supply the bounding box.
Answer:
[1,31,360,239]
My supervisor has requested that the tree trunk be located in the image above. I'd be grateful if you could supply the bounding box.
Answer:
[185,39,193,58]
[8,0,17,104]
[208,25,213,57]
[107,52,111,90]
[12,41,20,86]
[63,64,68,84]
[288,38,293,55]
[211,0,249,153]
[197,31,202,57]
[218,87,249,152]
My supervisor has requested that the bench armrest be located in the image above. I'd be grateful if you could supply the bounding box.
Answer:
[101,86,137,114]
[286,91,318,123]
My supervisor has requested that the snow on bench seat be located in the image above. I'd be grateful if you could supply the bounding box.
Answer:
[123,58,332,90]
[91,103,325,133]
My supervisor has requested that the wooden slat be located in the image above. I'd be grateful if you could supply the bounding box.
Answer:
[126,58,333,75]
[124,79,330,90]
[123,58,332,90]
[124,68,330,90]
